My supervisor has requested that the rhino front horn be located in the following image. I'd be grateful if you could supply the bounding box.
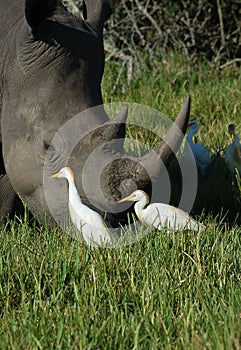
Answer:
[152,95,191,164]
[136,95,191,174]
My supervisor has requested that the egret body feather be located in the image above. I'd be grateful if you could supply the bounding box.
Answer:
[51,167,112,247]
[120,190,205,232]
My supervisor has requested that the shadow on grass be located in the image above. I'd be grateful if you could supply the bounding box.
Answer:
[168,155,241,225]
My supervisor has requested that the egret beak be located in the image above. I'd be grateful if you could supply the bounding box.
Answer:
[50,172,61,179]
[119,194,134,203]
[231,132,235,141]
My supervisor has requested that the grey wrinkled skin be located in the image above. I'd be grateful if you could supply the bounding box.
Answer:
[0,0,190,227]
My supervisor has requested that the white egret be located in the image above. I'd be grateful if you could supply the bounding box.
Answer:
[51,167,112,247]
[186,119,212,173]
[119,190,205,232]
[225,124,241,175]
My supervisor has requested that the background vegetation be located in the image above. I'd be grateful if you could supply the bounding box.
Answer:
[65,0,241,71]
[1,1,241,349]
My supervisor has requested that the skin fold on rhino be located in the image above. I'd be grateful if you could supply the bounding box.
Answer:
[0,0,190,227]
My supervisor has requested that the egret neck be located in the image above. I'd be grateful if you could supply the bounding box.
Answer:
[66,172,83,207]
[186,124,198,144]
[134,192,148,219]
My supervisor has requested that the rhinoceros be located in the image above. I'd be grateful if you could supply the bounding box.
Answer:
[0,0,190,227]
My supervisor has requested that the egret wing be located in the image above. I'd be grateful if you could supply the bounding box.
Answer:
[143,203,203,232]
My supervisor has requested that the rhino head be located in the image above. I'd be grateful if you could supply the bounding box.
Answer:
[0,0,190,226]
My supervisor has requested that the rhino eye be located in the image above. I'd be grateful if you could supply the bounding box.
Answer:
[43,130,66,155]
[43,140,55,152]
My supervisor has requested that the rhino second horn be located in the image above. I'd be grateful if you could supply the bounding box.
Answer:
[102,106,128,150]
[155,95,191,161]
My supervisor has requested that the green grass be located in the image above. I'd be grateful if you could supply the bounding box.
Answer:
[1,214,241,349]
[1,52,241,349]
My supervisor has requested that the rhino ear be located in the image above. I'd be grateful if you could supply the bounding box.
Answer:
[25,0,57,31]
[83,0,115,29]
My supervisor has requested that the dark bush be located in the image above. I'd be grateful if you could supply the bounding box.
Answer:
[65,0,241,69]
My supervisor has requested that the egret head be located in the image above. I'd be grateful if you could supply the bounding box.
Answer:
[188,119,198,130]
[119,190,150,204]
[228,124,235,141]
[50,167,74,181]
